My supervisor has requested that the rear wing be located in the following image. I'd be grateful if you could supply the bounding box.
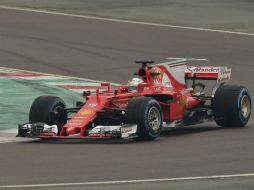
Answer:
[185,66,231,83]
[156,58,231,85]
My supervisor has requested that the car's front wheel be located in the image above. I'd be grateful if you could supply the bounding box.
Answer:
[29,96,67,133]
[125,97,163,140]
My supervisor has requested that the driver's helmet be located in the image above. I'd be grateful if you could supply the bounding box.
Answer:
[127,78,144,92]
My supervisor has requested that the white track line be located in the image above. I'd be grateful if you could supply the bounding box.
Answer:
[1,173,254,188]
[0,5,254,36]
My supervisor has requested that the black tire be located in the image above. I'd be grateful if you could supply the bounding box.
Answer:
[125,97,163,140]
[29,96,67,132]
[212,85,251,127]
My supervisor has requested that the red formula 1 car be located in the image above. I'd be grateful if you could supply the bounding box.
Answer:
[17,58,252,140]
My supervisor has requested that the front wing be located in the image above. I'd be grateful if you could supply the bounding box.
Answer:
[17,123,138,140]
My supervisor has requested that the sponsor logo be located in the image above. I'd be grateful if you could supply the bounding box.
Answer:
[217,68,231,83]
[70,119,84,123]
[114,103,128,108]
[186,67,220,73]
[151,67,163,84]
[80,109,93,115]
[121,127,133,133]
[73,116,88,119]
[113,100,129,108]
[154,86,163,91]
[88,103,97,107]
[121,125,137,138]
[68,122,83,125]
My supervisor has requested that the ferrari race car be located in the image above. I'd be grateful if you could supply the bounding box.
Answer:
[17,58,252,141]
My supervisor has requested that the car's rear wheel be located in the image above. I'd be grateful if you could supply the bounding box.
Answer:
[29,96,67,133]
[212,85,251,127]
[125,97,163,140]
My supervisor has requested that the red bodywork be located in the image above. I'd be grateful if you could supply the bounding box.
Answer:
[36,59,230,139]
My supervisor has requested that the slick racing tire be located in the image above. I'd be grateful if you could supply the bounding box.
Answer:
[29,96,67,132]
[125,97,163,140]
[212,85,251,127]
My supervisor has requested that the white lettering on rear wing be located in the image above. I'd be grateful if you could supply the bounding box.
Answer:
[217,67,231,83]
[186,66,220,73]
[185,66,231,83]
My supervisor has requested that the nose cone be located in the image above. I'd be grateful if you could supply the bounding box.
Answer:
[66,126,80,135]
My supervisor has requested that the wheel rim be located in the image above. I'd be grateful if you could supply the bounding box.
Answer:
[148,107,161,131]
[240,95,251,118]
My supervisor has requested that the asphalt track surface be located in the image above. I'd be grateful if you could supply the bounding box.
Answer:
[0,7,254,189]
[1,0,254,33]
